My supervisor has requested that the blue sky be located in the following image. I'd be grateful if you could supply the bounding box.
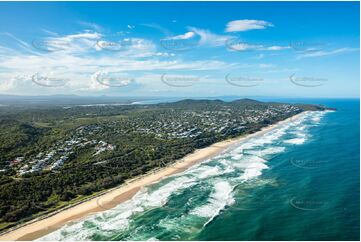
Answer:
[0,1,359,98]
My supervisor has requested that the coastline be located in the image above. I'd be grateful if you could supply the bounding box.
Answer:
[0,111,305,241]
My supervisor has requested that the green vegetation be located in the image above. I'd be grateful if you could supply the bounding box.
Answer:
[0,98,329,231]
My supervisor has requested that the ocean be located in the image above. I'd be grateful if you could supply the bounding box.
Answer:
[39,99,360,241]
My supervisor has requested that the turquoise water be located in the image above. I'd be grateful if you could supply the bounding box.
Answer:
[39,99,360,241]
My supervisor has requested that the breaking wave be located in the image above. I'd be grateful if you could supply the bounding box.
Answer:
[190,180,235,226]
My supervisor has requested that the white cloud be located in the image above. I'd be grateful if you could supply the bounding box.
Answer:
[0,30,232,94]
[31,31,102,54]
[0,74,30,92]
[228,42,290,52]
[187,27,231,47]
[266,45,290,51]
[164,31,195,40]
[63,32,102,40]
[225,20,273,32]
[160,27,231,49]
[153,52,175,57]
[297,48,359,59]
[95,37,158,56]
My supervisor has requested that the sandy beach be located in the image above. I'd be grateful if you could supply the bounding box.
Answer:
[0,112,305,241]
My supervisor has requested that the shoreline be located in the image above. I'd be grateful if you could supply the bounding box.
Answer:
[0,112,305,241]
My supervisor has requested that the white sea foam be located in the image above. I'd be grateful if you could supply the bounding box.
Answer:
[190,181,235,225]
[295,124,308,131]
[231,155,266,168]
[219,154,268,176]
[230,153,244,160]
[288,127,308,143]
[237,156,269,181]
[312,116,321,123]
[147,237,159,241]
[231,142,257,153]
[246,146,285,157]
[284,111,330,145]
[284,138,306,145]
[188,165,222,179]
[240,163,269,181]
[230,128,286,154]
[243,129,286,149]
[218,159,236,174]
[310,111,328,124]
